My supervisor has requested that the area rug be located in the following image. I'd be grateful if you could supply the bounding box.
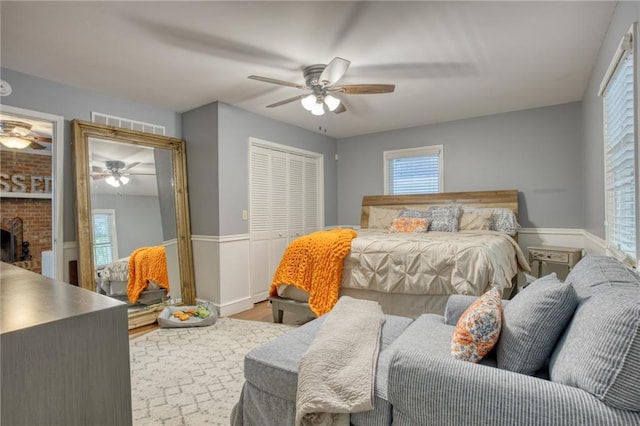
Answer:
[130,317,296,425]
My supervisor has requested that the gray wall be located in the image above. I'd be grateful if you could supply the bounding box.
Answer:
[92,194,164,258]
[182,102,220,236]
[154,148,177,240]
[0,68,182,242]
[582,2,640,239]
[188,102,338,236]
[337,102,584,228]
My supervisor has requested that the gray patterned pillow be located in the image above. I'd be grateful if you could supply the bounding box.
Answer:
[426,205,461,232]
[491,208,520,235]
[399,208,429,219]
[496,273,578,375]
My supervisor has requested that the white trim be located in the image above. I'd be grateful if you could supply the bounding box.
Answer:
[91,208,119,265]
[383,144,444,195]
[215,296,254,317]
[191,234,250,243]
[63,241,77,250]
[161,238,178,246]
[249,137,322,159]
[0,192,52,199]
[518,228,584,236]
[0,105,64,281]
[599,31,633,96]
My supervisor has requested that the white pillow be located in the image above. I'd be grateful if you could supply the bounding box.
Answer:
[367,206,403,229]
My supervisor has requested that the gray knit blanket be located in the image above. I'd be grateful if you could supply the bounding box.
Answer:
[295,296,385,426]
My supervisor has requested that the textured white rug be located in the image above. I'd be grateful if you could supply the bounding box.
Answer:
[130,317,296,425]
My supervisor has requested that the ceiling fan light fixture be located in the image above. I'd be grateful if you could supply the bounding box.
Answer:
[105,176,120,187]
[301,94,317,111]
[0,135,31,149]
[119,176,130,185]
[12,126,32,137]
[324,95,340,112]
[311,101,325,116]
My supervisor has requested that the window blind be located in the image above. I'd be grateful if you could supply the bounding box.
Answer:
[603,41,636,263]
[92,212,116,268]
[384,146,442,195]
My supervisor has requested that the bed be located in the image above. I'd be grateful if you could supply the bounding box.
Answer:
[269,189,530,322]
[98,245,170,305]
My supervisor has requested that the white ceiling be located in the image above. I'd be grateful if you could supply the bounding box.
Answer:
[0,1,616,138]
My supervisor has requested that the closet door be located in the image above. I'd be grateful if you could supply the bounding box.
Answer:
[249,147,272,301]
[288,155,305,241]
[304,157,320,235]
[249,141,323,303]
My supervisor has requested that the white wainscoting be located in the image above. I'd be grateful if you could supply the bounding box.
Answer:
[191,234,253,317]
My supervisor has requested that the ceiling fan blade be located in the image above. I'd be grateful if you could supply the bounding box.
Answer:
[332,103,347,114]
[121,162,140,171]
[248,75,306,90]
[30,136,52,143]
[28,141,47,150]
[266,94,307,108]
[334,84,395,94]
[319,57,351,86]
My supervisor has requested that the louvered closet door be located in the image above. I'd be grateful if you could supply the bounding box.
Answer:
[249,147,272,301]
[288,155,305,240]
[249,142,323,303]
[304,157,320,235]
[269,151,289,281]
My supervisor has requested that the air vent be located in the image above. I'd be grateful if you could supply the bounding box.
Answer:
[91,112,165,136]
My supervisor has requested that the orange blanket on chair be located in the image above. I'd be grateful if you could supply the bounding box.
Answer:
[269,228,358,316]
[127,246,170,304]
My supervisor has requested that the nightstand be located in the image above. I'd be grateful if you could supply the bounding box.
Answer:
[528,245,583,278]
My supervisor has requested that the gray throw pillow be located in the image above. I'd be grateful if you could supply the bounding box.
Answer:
[426,205,461,232]
[496,273,578,375]
[549,289,640,411]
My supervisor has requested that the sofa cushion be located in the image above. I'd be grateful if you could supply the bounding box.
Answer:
[243,313,413,426]
[564,255,640,300]
[496,273,578,375]
[549,289,640,411]
[451,288,502,363]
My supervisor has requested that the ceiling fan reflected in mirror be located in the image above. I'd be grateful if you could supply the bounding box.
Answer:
[0,120,51,150]
[248,57,395,116]
[91,160,154,188]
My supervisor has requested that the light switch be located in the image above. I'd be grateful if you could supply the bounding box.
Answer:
[242,210,248,220]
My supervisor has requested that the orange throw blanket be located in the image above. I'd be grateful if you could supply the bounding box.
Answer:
[269,228,358,316]
[127,246,170,304]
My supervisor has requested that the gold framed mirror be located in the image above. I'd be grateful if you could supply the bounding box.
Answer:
[72,120,195,327]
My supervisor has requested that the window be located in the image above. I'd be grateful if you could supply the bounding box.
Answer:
[92,209,118,268]
[600,26,638,265]
[384,145,443,195]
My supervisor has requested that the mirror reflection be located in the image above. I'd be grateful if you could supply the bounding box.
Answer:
[89,138,181,311]
[73,120,195,328]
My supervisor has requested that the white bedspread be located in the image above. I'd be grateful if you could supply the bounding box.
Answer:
[100,257,130,282]
[341,229,529,296]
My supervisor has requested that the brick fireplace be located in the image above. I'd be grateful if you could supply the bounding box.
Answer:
[0,148,53,274]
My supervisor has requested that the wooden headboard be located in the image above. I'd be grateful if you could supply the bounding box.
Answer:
[361,189,519,229]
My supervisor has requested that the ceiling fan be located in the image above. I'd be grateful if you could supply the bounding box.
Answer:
[248,57,395,116]
[0,120,51,150]
[91,160,154,187]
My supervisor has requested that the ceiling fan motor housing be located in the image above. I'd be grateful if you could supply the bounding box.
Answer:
[302,64,327,88]
[106,160,126,171]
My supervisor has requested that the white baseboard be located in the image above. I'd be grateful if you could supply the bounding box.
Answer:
[216,296,254,317]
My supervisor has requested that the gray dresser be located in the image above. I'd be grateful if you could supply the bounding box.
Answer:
[1,262,132,425]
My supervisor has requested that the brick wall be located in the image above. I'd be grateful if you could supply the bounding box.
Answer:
[0,150,53,274]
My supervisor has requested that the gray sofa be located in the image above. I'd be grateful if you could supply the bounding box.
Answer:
[231,255,640,425]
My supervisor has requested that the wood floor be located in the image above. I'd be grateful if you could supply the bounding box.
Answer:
[128,300,314,338]
[231,300,315,325]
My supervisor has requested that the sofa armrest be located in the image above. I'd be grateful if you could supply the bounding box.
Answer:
[388,351,640,426]
[443,295,511,325]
